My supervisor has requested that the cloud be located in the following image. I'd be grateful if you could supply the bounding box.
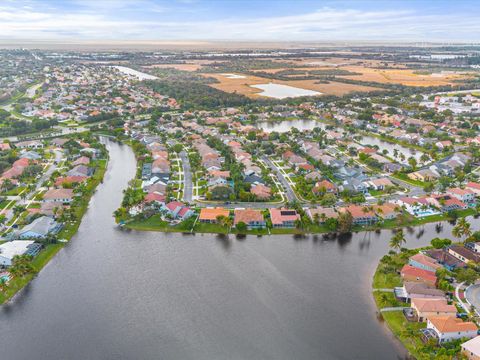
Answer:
[0,2,478,42]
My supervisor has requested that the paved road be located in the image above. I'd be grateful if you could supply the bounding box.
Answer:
[465,283,480,315]
[179,150,193,203]
[261,156,299,203]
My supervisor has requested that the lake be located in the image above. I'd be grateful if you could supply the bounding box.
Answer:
[251,83,321,99]
[112,66,158,80]
[0,138,471,360]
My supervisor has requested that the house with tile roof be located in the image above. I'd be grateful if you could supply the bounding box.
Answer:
[269,208,300,228]
[234,209,265,229]
[411,298,456,322]
[199,208,230,223]
[400,264,437,287]
[427,316,477,343]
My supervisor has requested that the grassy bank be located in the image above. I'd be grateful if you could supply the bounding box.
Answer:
[372,248,465,359]
[125,207,477,236]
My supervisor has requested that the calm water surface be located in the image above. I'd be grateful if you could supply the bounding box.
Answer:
[0,139,474,360]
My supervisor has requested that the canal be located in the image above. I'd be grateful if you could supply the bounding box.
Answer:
[0,138,473,360]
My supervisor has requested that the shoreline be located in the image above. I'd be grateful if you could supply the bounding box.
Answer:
[0,149,109,305]
[122,208,476,236]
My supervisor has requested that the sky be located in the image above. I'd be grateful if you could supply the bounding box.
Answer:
[1,0,479,42]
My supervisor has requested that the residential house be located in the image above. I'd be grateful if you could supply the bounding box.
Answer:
[163,201,194,220]
[373,203,399,220]
[448,245,480,264]
[67,165,93,177]
[313,180,338,195]
[424,248,466,271]
[400,264,437,287]
[269,208,300,228]
[340,205,377,225]
[251,184,272,200]
[13,216,62,239]
[42,188,74,203]
[411,298,456,322]
[427,316,477,343]
[198,208,230,224]
[466,182,480,196]
[0,241,38,266]
[426,194,468,212]
[447,188,476,203]
[408,253,442,273]
[307,207,338,223]
[54,176,87,187]
[461,336,480,360]
[395,282,445,302]
[234,209,266,229]
[15,140,43,149]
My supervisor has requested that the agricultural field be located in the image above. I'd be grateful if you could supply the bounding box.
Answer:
[338,65,474,86]
[201,72,381,97]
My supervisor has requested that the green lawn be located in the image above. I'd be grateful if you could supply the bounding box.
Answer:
[381,312,426,359]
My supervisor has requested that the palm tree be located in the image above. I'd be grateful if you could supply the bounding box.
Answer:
[389,229,406,253]
[452,218,472,243]
[0,277,8,292]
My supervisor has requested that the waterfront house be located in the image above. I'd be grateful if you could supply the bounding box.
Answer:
[373,203,399,220]
[426,194,468,212]
[67,165,93,177]
[427,316,477,343]
[395,282,445,302]
[13,216,62,239]
[466,182,480,196]
[408,253,442,273]
[448,245,480,264]
[43,188,74,204]
[461,336,480,360]
[447,188,476,203]
[339,205,377,225]
[54,176,88,187]
[307,207,338,223]
[424,248,466,271]
[199,208,230,224]
[144,192,166,206]
[0,241,39,266]
[269,208,300,228]
[411,298,456,322]
[163,201,194,220]
[234,209,266,229]
[400,264,437,287]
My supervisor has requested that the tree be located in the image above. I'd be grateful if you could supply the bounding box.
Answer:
[452,218,472,243]
[172,144,183,153]
[236,221,247,233]
[408,157,417,171]
[456,267,479,285]
[337,211,353,233]
[389,229,406,253]
[430,238,452,249]
[9,255,35,278]
[325,218,338,232]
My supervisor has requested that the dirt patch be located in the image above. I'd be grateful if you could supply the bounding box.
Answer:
[338,66,473,86]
